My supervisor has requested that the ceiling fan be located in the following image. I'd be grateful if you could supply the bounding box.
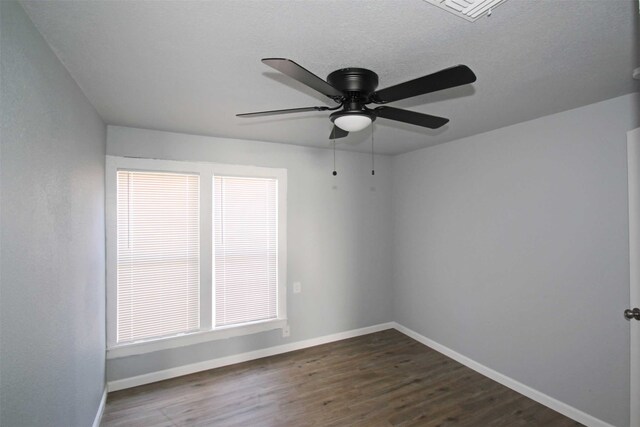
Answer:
[237,58,477,139]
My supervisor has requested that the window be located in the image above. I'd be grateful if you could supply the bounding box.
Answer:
[106,157,287,358]
[116,171,200,343]
[214,176,278,327]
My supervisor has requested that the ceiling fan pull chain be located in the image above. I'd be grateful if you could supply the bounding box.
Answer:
[371,125,375,176]
[332,138,337,176]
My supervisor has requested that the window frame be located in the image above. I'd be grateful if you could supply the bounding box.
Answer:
[106,156,287,359]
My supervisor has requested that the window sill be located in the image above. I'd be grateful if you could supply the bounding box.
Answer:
[107,318,287,359]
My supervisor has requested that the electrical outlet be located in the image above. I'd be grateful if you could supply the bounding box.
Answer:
[293,282,302,294]
[282,324,290,338]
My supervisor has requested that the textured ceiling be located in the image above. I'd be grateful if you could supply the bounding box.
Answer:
[22,0,639,155]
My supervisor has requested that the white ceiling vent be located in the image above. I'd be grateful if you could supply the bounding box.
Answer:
[424,0,509,22]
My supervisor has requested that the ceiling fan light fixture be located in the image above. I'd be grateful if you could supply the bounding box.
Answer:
[334,115,372,132]
[330,110,375,132]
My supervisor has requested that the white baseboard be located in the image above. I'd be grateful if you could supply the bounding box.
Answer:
[107,322,395,392]
[391,322,616,427]
[92,387,107,427]
[106,321,615,427]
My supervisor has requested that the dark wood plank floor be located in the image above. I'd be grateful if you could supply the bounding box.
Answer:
[102,329,583,427]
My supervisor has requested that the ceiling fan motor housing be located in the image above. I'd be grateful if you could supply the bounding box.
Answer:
[326,68,379,131]
[327,68,379,127]
[327,68,379,101]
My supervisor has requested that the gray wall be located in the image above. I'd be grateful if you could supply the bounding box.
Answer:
[106,126,393,381]
[0,2,106,426]
[391,93,638,427]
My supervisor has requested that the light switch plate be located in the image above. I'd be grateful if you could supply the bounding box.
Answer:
[293,282,302,294]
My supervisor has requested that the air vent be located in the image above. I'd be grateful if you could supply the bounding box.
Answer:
[424,0,508,22]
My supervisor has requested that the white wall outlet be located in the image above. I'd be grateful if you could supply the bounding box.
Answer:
[293,282,302,294]
[282,324,290,338]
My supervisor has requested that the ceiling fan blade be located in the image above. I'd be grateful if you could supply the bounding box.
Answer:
[237,106,330,118]
[262,58,344,100]
[329,125,349,139]
[374,106,449,129]
[372,65,476,104]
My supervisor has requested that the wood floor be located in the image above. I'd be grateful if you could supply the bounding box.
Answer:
[102,329,583,427]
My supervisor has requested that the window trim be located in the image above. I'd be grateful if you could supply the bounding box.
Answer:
[105,156,287,359]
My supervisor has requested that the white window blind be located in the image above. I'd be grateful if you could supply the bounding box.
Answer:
[214,176,278,327]
[117,171,200,343]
